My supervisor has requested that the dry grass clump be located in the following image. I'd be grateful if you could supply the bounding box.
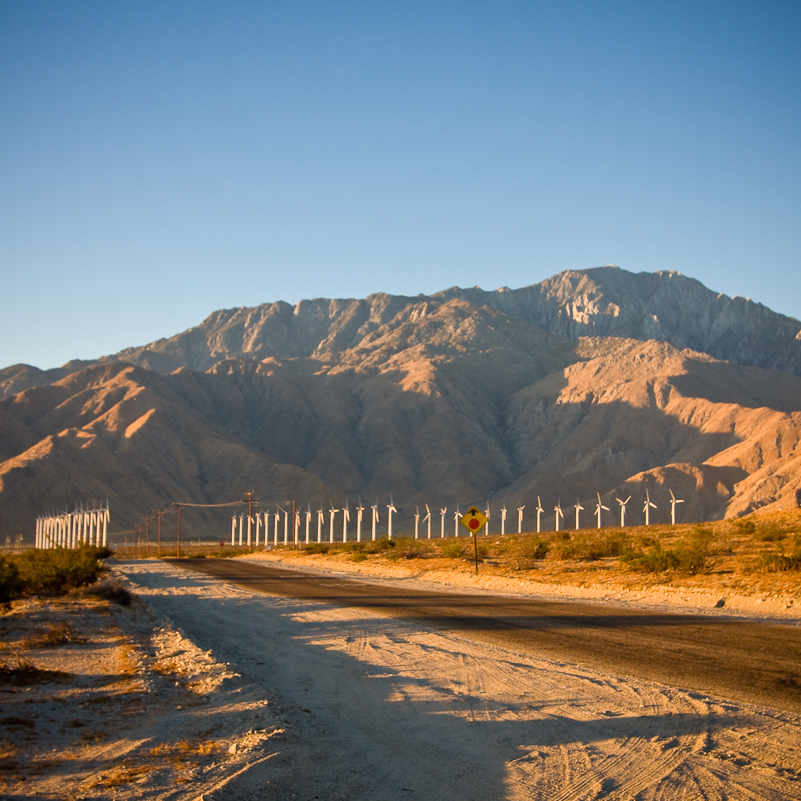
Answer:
[23,621,85,648]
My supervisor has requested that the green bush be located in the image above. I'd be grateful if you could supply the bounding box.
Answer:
[0,556,22,604]
[440,541,466,559]
[302,542,331,554]
[552,530,630,561]
[6,546,107,599]
[620,527,714,574]
[757,537,801,572]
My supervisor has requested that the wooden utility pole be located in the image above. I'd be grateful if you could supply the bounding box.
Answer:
[176,504,183,558]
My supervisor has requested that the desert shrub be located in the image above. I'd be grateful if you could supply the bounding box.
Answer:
[87,578,133,606]
[620,527,714,574]
[504,535,550,567]
[384,538,426,560]
[12,546,106,597]
[350,551,368,562]
[0,556,22,605]
[302,543,331,554]
[552,530,630,561]
[440,541,466,559]
[757,537,801,572]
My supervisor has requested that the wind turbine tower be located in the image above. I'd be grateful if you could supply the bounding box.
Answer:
[356,502,365,542]
[454,507,461,538]
[669,489,684,525]
[440,507,447,538]
[329,504,339,543]
[554,501,564,532]
[617,496,631,527]
[573,499,584,531]
[643,490,657,526]
[500,504,507,536]
[342,504,350,542]
[595,493,609,529]
[424,505,432,538]
[535,497,544,533]
[414,507,420,539]
[517,504,525,534]
[371,503,379,541]
[387,498,397,540]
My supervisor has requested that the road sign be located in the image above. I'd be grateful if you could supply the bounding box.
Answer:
[459,506,487,534]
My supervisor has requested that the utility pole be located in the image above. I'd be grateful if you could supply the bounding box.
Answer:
[176,504,183,558]
[245,491,255,553]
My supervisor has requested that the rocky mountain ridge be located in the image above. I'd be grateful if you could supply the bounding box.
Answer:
[1,266,800,540]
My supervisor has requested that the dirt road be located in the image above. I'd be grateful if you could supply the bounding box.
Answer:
[114,559,801,800]
[169,557,801,714]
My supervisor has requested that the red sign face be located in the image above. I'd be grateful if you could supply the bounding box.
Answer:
[468,518,480,529]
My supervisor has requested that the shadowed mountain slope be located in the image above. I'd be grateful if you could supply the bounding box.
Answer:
[1,267,800,539]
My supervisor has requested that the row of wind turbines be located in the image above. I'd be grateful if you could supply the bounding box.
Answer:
[229,489,686,547]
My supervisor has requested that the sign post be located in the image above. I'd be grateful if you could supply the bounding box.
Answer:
[459,506,488,574]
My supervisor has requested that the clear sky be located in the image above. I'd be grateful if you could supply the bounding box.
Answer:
[2,1,799,370]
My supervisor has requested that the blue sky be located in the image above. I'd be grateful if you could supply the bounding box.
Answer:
[2,0,799,370]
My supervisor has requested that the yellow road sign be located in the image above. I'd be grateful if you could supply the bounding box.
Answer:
[459,506,487,534]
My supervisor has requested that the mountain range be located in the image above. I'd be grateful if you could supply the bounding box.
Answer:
[2,265,800,541]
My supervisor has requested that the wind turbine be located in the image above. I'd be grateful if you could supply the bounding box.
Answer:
[387,497,397,540]
[595,492,609,529]
[342,504,350,542]
[669,489,684,525]
[423,504,432,538]
[317,507,324,542]
[454,506,461,537]
[328,503,339,543]
[305,505,312,544]
[554,501,564,532]
[484,503,491,536]
[500,503,507,536]
[414,507,420,539]
[643,489,657,526]
[536,497,544,533]
[573,499,584,530]
[517,503,525,534]
[440,507,447,538]
[371,502,379,541]
[283,507,290,545]
[273,510,281,546]
[617,496,631,527]
[231,515,237,546]
[356,501,365,542]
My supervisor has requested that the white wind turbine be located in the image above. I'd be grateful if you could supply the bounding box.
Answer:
[440,507,448,538]
[643,489,657,526]
[371,502,379,541]
[554,501,564,532]
[305,506,312,544]
[454,506,461,537]
[356,501,365,542]
[484,502,491,536]
[273,510,280,546]
[536,497,544,533]
[423,504,432,538]
[414,507,420,539]
[669,489,684,525]
[573,499,584,530]
[283,507,290,545]
[231,515,237,546]
[500,503,507,536]
[617,495,631,527]
[517,503,525,534]
[328,503,339,543]
[595,492,609,529]
[342,504,350,542]
[317,507,324,542]
[387,497,397,540]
